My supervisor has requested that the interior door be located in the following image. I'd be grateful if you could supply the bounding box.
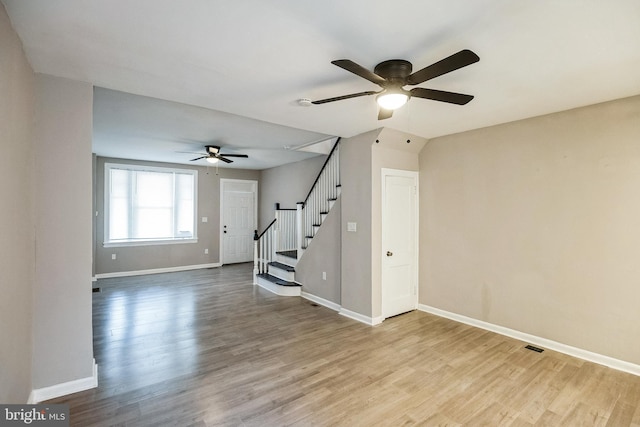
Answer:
[221,180,257,264]
[381,169,418,318]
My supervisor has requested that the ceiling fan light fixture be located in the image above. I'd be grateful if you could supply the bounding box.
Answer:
[376,92,409,110]
[206,157,219,164]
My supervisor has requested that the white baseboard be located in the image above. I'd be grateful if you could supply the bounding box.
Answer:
[418,304,640,377]
[95,263,221,279]
[339,308,382,326]
[29,359,98,403]
[301,292,341,312]
[300,293,383,326]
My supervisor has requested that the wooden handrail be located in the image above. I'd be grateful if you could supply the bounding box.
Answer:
[301,137,341,206]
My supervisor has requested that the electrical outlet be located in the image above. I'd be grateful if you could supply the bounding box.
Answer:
[204,248,209,254]
[111,254,116,260]
[322,271,326,280]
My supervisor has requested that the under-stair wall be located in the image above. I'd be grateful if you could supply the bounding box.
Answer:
[295,197,342,306]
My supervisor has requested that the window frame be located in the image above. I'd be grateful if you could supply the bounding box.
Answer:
[103,162,198,247]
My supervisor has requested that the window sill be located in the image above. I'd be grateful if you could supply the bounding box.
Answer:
[103,238,198,248]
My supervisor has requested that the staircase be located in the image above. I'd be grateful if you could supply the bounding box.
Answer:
[253,138,341,296]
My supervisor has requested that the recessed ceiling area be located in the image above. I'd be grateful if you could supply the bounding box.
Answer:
[3,0,640,169]
[93,88,334,168]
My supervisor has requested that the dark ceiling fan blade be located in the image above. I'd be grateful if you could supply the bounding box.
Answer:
[378,108,393,120]
[331,60,387,85]
[312,90,379,105]
[190,156,207,161]
[406,49,479,85]
[410,87,474,105]
[217,156,233,164]
[218,154,249,158]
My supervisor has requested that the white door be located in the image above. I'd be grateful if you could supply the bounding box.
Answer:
[221,180,257,264]
[381,169,418,318]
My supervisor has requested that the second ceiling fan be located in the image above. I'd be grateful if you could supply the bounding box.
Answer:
[190,145,248,164]
[312,49,480,120]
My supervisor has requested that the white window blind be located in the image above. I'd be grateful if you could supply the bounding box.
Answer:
[105,163,197,246]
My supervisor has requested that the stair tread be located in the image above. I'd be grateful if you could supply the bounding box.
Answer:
[268,261,295,272]
[257,273,301,287]
[276,250,297,259]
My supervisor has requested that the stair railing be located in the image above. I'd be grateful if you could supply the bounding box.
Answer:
[253,208,299,284]
[299,138,341,252]
[253,218,276,284]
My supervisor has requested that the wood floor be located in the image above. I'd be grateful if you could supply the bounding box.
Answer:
[48,263,640,426]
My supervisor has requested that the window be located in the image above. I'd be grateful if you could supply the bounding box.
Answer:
[104,163,197,246]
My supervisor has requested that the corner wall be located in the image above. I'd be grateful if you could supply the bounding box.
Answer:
[419,95,640,365]
[32,74,95,391]
[340,130,378,317]
[0,3,36,403]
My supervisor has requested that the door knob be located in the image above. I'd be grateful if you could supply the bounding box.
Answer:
[386,251,393,256]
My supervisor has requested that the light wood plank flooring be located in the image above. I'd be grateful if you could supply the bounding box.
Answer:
[48,263,640,426]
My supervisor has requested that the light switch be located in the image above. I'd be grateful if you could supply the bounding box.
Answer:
[202,217,208,223]
[347,222,357,232]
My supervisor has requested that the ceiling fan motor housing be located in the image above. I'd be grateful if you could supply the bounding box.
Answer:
[374,60,413,85]
[205,145,220,154]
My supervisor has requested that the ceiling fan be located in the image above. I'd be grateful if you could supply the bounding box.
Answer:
[190,145,249,164]
[312,49,480,120]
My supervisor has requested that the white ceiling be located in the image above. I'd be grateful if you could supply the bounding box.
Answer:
[4,0,640,169]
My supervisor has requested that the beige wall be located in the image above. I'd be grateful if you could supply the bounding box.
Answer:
[95,157,260,275]
[32,74,95,389]
[340,130,378,316]
[419,95,640,365]
[258,155,325,231]
[0,3,36,403]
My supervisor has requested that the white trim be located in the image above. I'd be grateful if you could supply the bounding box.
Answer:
[418,304,640,377]
[95,263,221,279]
[301,292,341,312]
[29,360,98,403]
[103,238,198,248]
[339,308,383,326]
[220,179,258,265]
